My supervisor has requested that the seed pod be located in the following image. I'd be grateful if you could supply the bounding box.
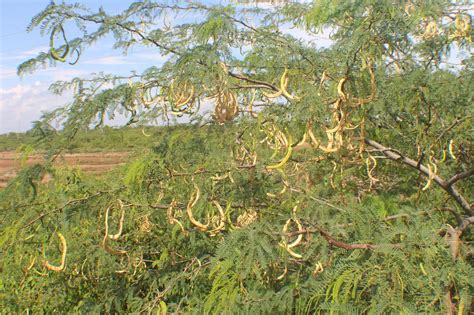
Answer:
[276,265,288,280]
[42,232,67,272]
[102,206,127,256]
[186,183,209,231]
[337,78,347,102]
[49,25,70,63]
[208,201,226,235]
[448,139,457,160]
[280,68,300,101]
[267,133,293,170]
[108,200,125,240]
[366,155,378,183]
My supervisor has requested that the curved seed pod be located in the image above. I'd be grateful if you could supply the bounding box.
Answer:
[209,201,226,235]
[186,183,209,231]
[419,263,428,276]
[279,242,303,259]
[103,241,127,256]
[141,85,161,107]
[43,232,67,272]
[318,70,329,96]
[246,89,258,118]
[448,139,456,160]
[337,78,347,101]
[262,88,283,99]
[167,200,186,234]
[211,173,229,181]
[326,123,342,134]
[267,135,293,170]
[440,149,447,162]
[24,256,37,273]
[175,85,195,108]
[142,128,151,137]
[312,262,324,276]
[276,265,288,280]
[283,218,303,248]
[102,206,127,256]
[280,68,301,101]
[421,161,434,191]
[284,206,303,248]
[319,144,338,153]
[68,47,81,65]
[307,129,320,149]
[108,200,125,240]
[50,25,70,62]
[366,155,378,183]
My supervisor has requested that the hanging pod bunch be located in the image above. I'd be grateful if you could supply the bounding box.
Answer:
[260,123,294,169]
[212,89,239,124]
[141,84,162,108]
[449,13,472,41]
[169,80,196,115]
[209,201,227,235]
[236,209,258,228]
[42,232,67,272]
[266,132,293,170]
[420,19,439,39]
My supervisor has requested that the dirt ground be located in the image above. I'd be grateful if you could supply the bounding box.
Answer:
[0,151,129,188]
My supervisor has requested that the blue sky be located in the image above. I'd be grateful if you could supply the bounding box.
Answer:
[0,1,331,134]
[0,1,176,134]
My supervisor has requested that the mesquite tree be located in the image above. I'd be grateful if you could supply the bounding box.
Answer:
[1,1,473,313]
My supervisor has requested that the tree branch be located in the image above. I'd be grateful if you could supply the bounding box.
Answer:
[365,139,472,216]
[446,168,473,187]
[283,223,401,251]
[447,216,474,259]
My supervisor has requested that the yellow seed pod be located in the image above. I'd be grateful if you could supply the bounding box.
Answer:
[107,199,125,240]
[102,206,127,256]
[337,77,347,101]
[448,139,457,160]
[43,232,67,272]
[276,265,288,280]
[267,134,294,169]
[366,155,378,183]
[280,68,300,101]
[186,183,209,231]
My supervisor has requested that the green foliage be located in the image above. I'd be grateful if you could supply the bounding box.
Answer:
[2,0,473,314]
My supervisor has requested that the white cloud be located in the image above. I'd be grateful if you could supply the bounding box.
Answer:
[83,55,135,65]
[20,46,50,57]
[0,45,50,62]
[0,83,72,133]
[134,52,168,63]
[0,65,17,81]
[279,25,333,48]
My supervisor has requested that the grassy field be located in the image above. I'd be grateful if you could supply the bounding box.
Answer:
[0,126,165,152]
